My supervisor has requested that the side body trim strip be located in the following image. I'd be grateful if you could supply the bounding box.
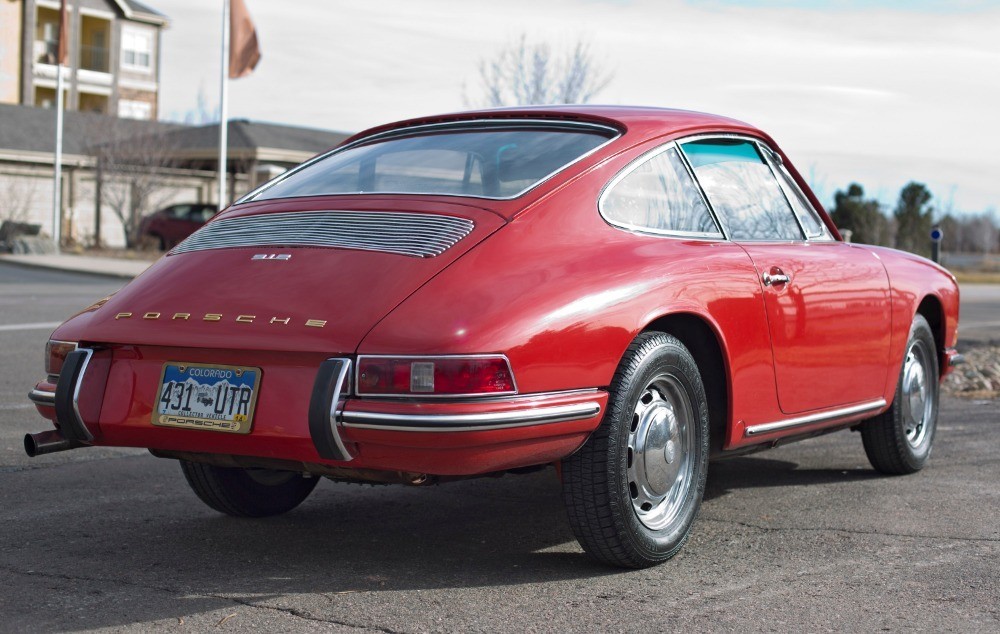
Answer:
[744,399,886,437]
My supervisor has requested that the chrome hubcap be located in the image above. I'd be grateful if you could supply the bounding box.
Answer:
[901,340,933,449]
[626,374,695,530]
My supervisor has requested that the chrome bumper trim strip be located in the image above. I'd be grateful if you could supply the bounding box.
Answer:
[342,401,602,432]
[28,388,56,406]
[744,398,886,437]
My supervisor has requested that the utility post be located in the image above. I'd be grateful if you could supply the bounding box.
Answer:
[930,224,942,264]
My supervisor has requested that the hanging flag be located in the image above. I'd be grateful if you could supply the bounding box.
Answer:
[57,0,70,64]
[229,0,261,79]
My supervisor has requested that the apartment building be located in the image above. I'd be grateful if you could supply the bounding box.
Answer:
[0,0,167,120]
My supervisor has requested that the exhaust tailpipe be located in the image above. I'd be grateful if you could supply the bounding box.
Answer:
[24,430,79,457]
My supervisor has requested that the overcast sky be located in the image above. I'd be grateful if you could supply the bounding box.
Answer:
[155,0,1000,214]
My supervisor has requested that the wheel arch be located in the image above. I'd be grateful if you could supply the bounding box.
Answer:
[915,293,946,373]
[641,312,730,457]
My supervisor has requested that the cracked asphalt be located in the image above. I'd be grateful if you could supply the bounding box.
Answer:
[1,263,998,632]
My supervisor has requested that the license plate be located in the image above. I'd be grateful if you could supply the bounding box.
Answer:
[152,363,261,434]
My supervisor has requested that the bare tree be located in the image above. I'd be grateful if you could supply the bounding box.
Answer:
[466,34,613,107]
[89,119,182,248]
[0,176,39,225]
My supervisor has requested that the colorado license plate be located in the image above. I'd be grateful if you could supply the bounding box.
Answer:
[152,363,261,434]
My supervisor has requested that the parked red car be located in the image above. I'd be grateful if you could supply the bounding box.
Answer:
[138,203,218,250]
[28,107,960,568]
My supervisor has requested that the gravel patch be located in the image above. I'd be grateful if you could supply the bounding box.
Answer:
[944,345,1000,399]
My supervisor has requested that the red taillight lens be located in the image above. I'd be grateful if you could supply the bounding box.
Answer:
[45,340,78,376]
[356,356,516,397]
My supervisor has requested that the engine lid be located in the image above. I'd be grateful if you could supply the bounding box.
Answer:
[75,198,504,353]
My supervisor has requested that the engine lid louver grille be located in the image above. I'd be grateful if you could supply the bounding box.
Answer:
[170,211,475,258]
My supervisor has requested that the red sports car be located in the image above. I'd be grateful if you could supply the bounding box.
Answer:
[138,203,219,250]
[27,107,960,568]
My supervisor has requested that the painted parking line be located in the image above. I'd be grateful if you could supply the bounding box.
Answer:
[0,322,61,332]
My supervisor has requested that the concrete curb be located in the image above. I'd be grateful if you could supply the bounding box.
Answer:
[0,254,155,280]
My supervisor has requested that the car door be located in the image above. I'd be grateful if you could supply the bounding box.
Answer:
[680,137,892,414]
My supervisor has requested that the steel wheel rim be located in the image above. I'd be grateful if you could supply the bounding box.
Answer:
[900,339,934,449]
[626,373,696,531]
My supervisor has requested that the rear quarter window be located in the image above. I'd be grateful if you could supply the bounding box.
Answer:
[600,145,721,237]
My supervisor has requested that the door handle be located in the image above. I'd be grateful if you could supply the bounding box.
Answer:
[762,270,791,287]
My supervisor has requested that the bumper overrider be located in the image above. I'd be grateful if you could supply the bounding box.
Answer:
[28,352,608,476]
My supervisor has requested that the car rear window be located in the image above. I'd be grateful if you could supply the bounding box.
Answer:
[248,124,615,201]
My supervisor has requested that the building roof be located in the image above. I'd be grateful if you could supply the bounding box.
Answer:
[0,103,352,166]
[160,119,350,161]
[0,103,180,159]
[114,0,169,26]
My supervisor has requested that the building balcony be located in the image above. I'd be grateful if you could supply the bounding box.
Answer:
[80,45,110,73]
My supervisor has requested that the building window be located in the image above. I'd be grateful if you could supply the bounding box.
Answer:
[121,27,153,72]
[34,7,60,64]
[119,99,152,120]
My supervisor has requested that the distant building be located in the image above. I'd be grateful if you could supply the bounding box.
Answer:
[0,0,168,120]
[0,103,351,247]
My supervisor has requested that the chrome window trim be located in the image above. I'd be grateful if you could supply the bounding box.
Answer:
[341,401,602,432]
[355,353,519,399]
[677,133,807,243]
[597,140,726,241]
[238,119,622,205]
[341,119,621,149]
[744,398,886,437]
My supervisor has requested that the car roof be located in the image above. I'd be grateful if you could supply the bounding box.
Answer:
[340,105,771,148]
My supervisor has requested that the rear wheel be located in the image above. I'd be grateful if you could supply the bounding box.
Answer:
[562,332,710,568]
[180,460,319,517]
[861,314,939,474]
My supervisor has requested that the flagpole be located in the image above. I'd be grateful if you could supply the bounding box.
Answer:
[53,63,64,253]
[218,0,230,209]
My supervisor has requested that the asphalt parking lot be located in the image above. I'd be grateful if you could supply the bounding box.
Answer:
[1,263,998,632]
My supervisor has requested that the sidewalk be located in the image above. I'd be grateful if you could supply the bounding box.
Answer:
[0,253,155,279]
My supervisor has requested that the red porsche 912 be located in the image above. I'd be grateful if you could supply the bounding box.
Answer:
[27,107,960,568]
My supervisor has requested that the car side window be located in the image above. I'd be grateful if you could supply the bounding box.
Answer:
[681,139,804,241]
[766,154,832,240]
[188,206,216,223]
[168,205,191,219]
[600,145,721,237]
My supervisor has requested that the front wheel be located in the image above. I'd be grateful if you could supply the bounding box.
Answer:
[562,332,710,568]
[180,461,319,517]
[860,314,939,474]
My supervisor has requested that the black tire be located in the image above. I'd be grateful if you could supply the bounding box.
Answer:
[861,314,939,475]
[562,332,710,568]
[180,460,319,517]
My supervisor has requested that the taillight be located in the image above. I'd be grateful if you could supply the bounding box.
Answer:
[356,356,516,397]
[45,340,78,376]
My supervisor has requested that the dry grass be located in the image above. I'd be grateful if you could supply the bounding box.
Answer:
[953,271,1000,284]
